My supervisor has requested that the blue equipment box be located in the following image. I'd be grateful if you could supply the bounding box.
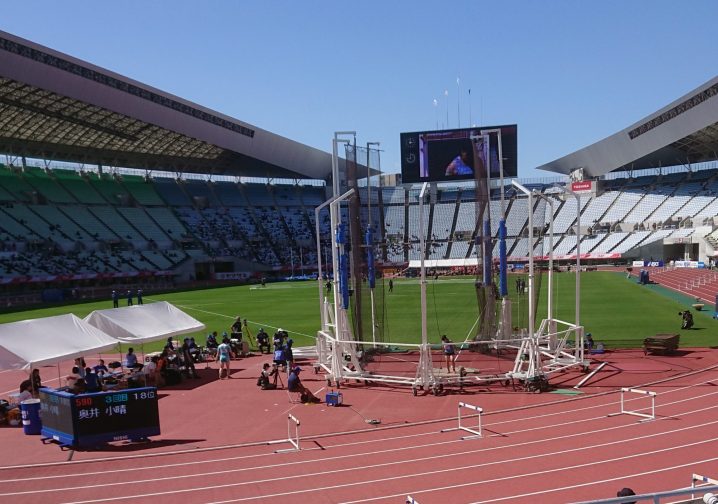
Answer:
[326,391,343,406]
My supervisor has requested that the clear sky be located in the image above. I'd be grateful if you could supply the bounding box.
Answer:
[2,1,717,179]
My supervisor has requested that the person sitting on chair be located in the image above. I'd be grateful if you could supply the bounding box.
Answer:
[257,363,279,390]
[287,366,320,403]
[256,328,271,354]
[18,380,33,403]
[84,368,101,392]
[125,348,138,369]
[66,366,82,388]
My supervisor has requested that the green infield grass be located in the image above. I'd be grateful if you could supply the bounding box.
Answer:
[0,271,714,353]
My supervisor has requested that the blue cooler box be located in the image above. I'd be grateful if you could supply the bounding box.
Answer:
[325,391,343,407]
[21,399,42,435]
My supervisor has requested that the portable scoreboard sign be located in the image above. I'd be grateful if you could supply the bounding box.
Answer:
[39,387,160,448]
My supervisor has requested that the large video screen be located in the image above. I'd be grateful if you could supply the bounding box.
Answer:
[400,125,517,183]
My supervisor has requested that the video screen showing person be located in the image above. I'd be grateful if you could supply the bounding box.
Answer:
[401,125,517,184]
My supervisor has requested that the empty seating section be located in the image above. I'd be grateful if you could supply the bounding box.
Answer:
[2,205,58,242]
[452,240,469,258]
[213,182,245,206]
[89,206,145,244]
[489,200,502,236]
[532,197,549,228]
[510,238,529,257]
[31,205,93,243]
[648,192,691,222]
[183,180,221,207]
[0,167,34,201]
[554,235,578,255]
[407,203,430,241]
[243,185,274,206]
[55,170,106,204]
[506,199,528,235]
[612,231,650,254]
[142,250,173,270]
[581,191,619,226]
[589,232,628,254]
[117,208,171,245]
[383,205,405,237]
[89,174,130,204]
[154,178,193,206]
[432,204,454,239]
[146,207,188,240]
[122,175,165,205]
[692,196,718,222]
[428,241,448,260]
[24,167,77,203]
[455,201,478,234]
[0,208,34,239]
[273,186,297,205]
[383,187,405,205]
[61,206,118,241]
[301,187,325,206]
[601,191,643,223]
[624,193,667,223]
[553,197,588,234]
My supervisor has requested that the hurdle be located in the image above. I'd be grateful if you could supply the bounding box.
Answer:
[609,387,656,422]
[268,413,301,453]
[692,473,718,500]
[405,496,420,504]
[441,402,483,439]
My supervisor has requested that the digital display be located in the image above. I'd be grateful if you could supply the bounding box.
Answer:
[40,387,160,447]
[400,125,517,183]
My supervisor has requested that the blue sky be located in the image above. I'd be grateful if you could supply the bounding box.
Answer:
[2,1,717,179]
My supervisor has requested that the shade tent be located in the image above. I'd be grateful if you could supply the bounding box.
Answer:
[0,314,119,370]
[84,301,206,344]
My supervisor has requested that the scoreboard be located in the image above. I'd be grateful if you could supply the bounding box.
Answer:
[39,387,160,448]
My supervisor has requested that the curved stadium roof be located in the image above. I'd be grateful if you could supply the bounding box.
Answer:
[0,30,334,180]
[538,76,718,178]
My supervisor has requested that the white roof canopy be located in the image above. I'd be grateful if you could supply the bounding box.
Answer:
[0,314,119,370]
[84,301,206,344]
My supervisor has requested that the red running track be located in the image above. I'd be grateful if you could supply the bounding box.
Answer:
[0,359,716,503]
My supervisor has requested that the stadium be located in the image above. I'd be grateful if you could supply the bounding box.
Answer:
[0,20,717,504]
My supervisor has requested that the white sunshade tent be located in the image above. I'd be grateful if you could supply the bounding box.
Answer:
[0,313,120,370]
[84,301,206,344]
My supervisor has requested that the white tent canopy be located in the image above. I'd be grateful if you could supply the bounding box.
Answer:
[84,301,206,344]
[0,314,119,370]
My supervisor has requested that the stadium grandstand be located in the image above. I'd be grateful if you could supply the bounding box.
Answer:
[2,28,718,310]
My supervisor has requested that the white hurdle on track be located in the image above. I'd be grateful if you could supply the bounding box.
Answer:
[268,413,301,453]
[441,401,483,439]
[609,387,656,422]
[405,496,420,504]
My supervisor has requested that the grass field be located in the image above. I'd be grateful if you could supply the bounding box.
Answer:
[0,271,714,352]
